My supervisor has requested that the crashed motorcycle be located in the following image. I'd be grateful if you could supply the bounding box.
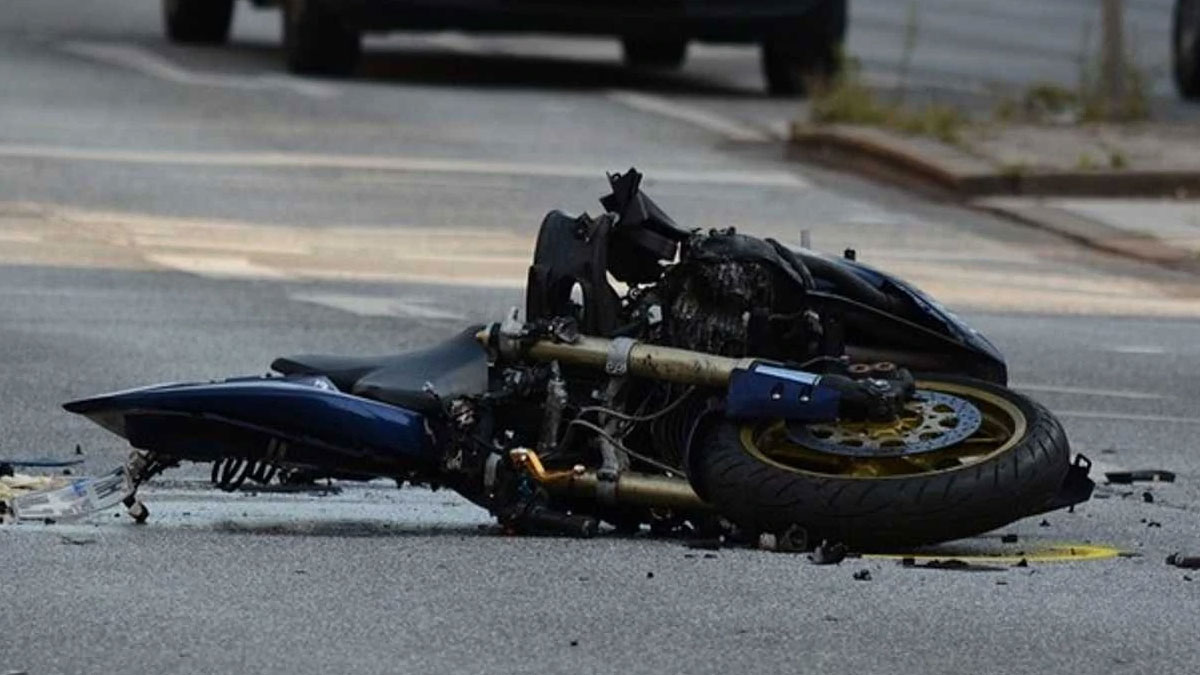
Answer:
[61,170,1093,548]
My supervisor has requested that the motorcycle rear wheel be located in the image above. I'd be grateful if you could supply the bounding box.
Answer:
[691,376,1070,549]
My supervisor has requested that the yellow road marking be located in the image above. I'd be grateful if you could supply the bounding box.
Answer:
[867,542,1121,564]
[1,200,1200,317]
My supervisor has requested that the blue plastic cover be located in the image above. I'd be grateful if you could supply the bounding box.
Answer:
[63,375,436,464]
[725,363,840,421]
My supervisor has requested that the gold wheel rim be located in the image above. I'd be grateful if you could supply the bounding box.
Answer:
[740,380,1028,479]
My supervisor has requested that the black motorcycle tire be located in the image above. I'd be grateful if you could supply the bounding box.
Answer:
[690,375,1069,549]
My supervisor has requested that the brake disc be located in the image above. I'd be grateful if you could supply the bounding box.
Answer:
[787,390,983,458]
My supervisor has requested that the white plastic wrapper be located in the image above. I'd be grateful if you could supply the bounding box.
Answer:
[11,468,130,521]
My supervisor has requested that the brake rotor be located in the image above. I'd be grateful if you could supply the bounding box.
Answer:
[787,390,983,458]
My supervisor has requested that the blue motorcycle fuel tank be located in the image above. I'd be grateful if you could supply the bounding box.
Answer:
[63,375,438,476]
[800,249,1008,383]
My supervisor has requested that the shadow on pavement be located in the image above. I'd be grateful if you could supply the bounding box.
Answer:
[228,41,761,97]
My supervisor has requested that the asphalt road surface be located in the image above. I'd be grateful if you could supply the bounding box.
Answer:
[2,2,1199,674]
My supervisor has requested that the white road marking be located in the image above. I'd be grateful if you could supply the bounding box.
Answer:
[1107,345,1168,355]
[1056,410,1200,425]
[0,231,42,243]
[1013,383,1168,401]
[59,41,338,99]
[146,253,290,280]
[290,292,468,320]
[606,90,774,143]
[0,143,808,188]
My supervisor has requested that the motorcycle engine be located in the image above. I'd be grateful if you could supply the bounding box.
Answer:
[642,230,822,466]
[653,230,815,360]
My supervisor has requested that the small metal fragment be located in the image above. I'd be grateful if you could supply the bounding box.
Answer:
[852,569,872,581]
[808,540,848,565]
[777,525,808,553]
[1166,553,1200,569]
[1105,470,1175,484]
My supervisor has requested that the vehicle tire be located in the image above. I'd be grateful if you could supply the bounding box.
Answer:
[1174,0,1200,99]
[163,0,235,44]
[282,0,361,76]
[760,0,846,97]
[689,376,1070,549]
[621,37,689,69]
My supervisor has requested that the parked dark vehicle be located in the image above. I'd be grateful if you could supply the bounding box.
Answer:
[57,170,1092,549]
[163,0,847,95]
[1175,0,1200,97]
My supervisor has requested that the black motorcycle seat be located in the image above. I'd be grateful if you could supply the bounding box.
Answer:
[270,326,488,414]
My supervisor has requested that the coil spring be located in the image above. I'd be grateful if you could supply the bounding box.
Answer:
[210,457,280,492]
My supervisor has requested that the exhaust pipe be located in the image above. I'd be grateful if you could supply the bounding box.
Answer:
[509,449,709,512]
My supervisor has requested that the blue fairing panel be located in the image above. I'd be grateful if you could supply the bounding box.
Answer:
[63,376,435,466]
[824,255,1005,364]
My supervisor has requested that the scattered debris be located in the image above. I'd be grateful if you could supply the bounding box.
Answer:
[0,473,64,501]
[703,553,718,560]
[996,580,1008,585]
[777,525,808,553]
[1001,534,1019,543]
[1166,553,1200,570]
[1039,520,1051,527]
[822,615,839,622]
[1117,552,1143,559]
[808,540,848,565]
[59,535,96,546]
[899,558,1004,572]
[569,640,579,647]
[646,571,655,579]
[852,569,872,581]
[757,532,777,551]
[1014,558,1029,568]
[1105,470,1175,484]
[1142,491,1154,503]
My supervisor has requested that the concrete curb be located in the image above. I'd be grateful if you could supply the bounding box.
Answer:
[789,123,1200,199]
[976,199,1200,275]
[789,123,1200,275]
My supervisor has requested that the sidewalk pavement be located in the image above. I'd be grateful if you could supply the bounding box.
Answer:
[788,121,1200,273]
[977,197,1200,271]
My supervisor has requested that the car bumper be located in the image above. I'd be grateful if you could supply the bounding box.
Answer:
[333,0,832,40]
